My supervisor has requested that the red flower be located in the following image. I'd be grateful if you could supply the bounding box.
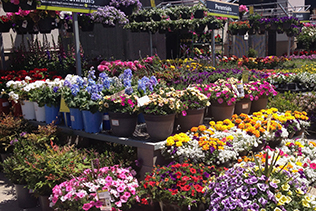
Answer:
[141,198,148,205]
[176,171,182,179]
[181,185,191,191]
[149,181,156,187]
[181,176,190,182]
[194,184,203,193]
[190,168,196,174]
[169,189,178,195]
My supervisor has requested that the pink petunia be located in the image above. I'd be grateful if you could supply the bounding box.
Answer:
[217,98,224,104]
[310,163,316,169]
[82,202,93,211]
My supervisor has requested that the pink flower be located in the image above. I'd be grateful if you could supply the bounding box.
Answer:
[105,176,113,183]
[123,191,131,198]
[117,185,125,193]
[115,201,122,207]
[217,98,224,104]
[182,110,187,116]
[82,202,93,211]
[120,195,128,203]
[76,190,87,198]
[310,163,316,169]
[94,200,103,208]
[52,196,58,204]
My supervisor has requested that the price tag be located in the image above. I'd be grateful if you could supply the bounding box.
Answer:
[150,0,156,7]
[98,190,112,211]
[267,114,272,133]
[27,0,33,5]
[2,102,9,107]
[137,96,150,107]
[242,103,248,109]
[109,90,125,100]
[237,83,245,98]
[22,20,28,28]
[111,119,119,126]
[70,115,75,122]
[103,114,109,121]
[242,70,249,83]
[308,187,316,196]
[249,6,254,15]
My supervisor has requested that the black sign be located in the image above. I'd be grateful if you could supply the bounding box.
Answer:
[293,12,310,22]
[38,0,110,13]
[206,0,239,19]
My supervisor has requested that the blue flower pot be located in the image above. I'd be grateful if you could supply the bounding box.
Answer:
[69,108,84,130]
[45,105,60,124]
[82,110,103,133]
[103,112,111,130]
[63,112,71,127]
[137,113,146,124]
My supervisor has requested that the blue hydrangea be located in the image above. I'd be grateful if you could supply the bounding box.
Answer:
[88,78,96,86]
[103,78,111,90]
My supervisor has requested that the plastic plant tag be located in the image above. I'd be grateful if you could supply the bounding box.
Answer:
[27,0,33,5]
[59,97,70,113]
[2,102,9,107]
[137,96,150,107]
[22,20,28,28]
[111,119,119,126]
[97,190,111,211]
[308,187,316,196]
[103,114,109,121]
[242,103,248,109]
[242,70,249,83]
[109,90,125,100]
[70,115,75,122]
[237,83,245,98]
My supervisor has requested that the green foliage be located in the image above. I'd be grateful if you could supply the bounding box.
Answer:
[247,48,258,58]
[41,85,61,107]
[267,92,301,112]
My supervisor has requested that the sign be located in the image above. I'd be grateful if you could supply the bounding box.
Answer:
[293,11,310,22]
[249,6,254,15]
[150,0,156,8]
[37,0,110,13]
[206,0,239,19]
[60,97,70,113]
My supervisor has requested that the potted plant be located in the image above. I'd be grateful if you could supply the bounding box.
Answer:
[237,20,250,35]
[109,0,142,16]
[92,6,129,28]
[165,7,181,20]
[174,87,210,132]
[7,9,33,34]
[19,0,40,10]
[178,5,192,19]
[1,0,19,12]
[0,14,12,33]
[29,10,58,34]
[140,161,222,210]
[50,165,139,211]
[78,13,94,32]
[238,4,248,20]
[62,13,73,32]
[228,21,238,35]
[192,3,207,19]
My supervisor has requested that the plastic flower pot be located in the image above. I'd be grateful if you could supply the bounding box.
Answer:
[174,108,205,132]
[0,98,10,114]
[33,102,46,122]
[209,101,235,121]
[1,0,19,12]
[45,104,60,124]
[82,110,103,133]
[69,108,84,130]
[108,112,137,137]
[103,112,111,130]
[234,98,252,115]
[144,113,175,141]
[21,100,36,120]
[15,184,38,209]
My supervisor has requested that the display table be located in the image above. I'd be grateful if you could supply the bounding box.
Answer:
[29,121,166,179]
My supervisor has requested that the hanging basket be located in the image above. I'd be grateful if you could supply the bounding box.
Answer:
[286,31,295,37]
[38,18,52,34]
[238,28,248,35]
[102,23,115,28]
[19,0,37,10]
[248,27,256,35]
[1,0,19,12]
[194,10,204,19]
[119,4,135,16]
[282,22,291,30]
[0,22,12,33]
[195,24,206,33]
[151,14,161,21]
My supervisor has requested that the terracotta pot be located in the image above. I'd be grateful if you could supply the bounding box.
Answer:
[174,108,205,132]
[209,100,235,121]
[250,96,268,113]
[234,98,251,115]
[108,112,137,137]
[144,113,175,141]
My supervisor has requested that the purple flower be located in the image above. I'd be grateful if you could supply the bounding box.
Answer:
[53,86,59,93]
[257,183,268,192]
[258,197,268,206]
[250,187,257,196]
[269,181,278,189]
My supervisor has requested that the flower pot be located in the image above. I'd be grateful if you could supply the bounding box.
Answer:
[248,27,256,35]
[0,22,12,33]
[269,23,277,31]
[108,112,137,137]
[119,5,135,16]
[229,30,238,35]
[144,113,175,141]
[33,102,46,122]
[277,29,283,34]
[1,0,19,12]
[69,108,84,130]
[21,100,35,120]
[194,10,204,19]
[152,14,161,21]
[195,24,205,33]
[63,112,71,127]
[80,22,94,32]
[103,112,111,130]
[38,18,52,34]
[258,25,265,35]
[174,107,205,132]
[15,184,38,209]
[168,13,178,20]
[250,96,268,113]
[137,113,145,124]
[181,13,191,19]
[39,195,53,211]
[238,28,248,35]
[282,22,291,30]
[19,0,37,10]
[102,23,115,28]
[209,101,235,121]
[295,129,304,137]
[0,98,10,114]
[82,110,103,133]
[11,100,22,117]
[234,98,251,115]
[45,104,60,124]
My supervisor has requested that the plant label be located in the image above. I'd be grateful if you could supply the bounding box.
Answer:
[70,115,75,122]
[98,190,111,211]
[2,102,9,107]
[27,0,33,5]
[103,114,109,121]
[22,20,28,28]
[109,90,125,100]
[137,96,150,107]
[308,187,316,196]
[242,103,248,109]
[111,119,119,126]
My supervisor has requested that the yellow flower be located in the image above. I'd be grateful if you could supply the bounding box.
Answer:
[175,141,183,147]
[275,192,282,200]
[305,195,312,202]
[260,209,266,211]
[302,199,311,208]
[272,179,280,184]
[274,207,282,211]
[287,190,292,196]
[281,183,290,191]
[166,137,175,146]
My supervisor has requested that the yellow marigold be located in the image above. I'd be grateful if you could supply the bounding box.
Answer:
[191,127,198,132]
[209,121,216,126]
[198,125,207,131]
[166,137,175,146]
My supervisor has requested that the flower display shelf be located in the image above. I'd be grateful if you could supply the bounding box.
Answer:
[29,120,166,179]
